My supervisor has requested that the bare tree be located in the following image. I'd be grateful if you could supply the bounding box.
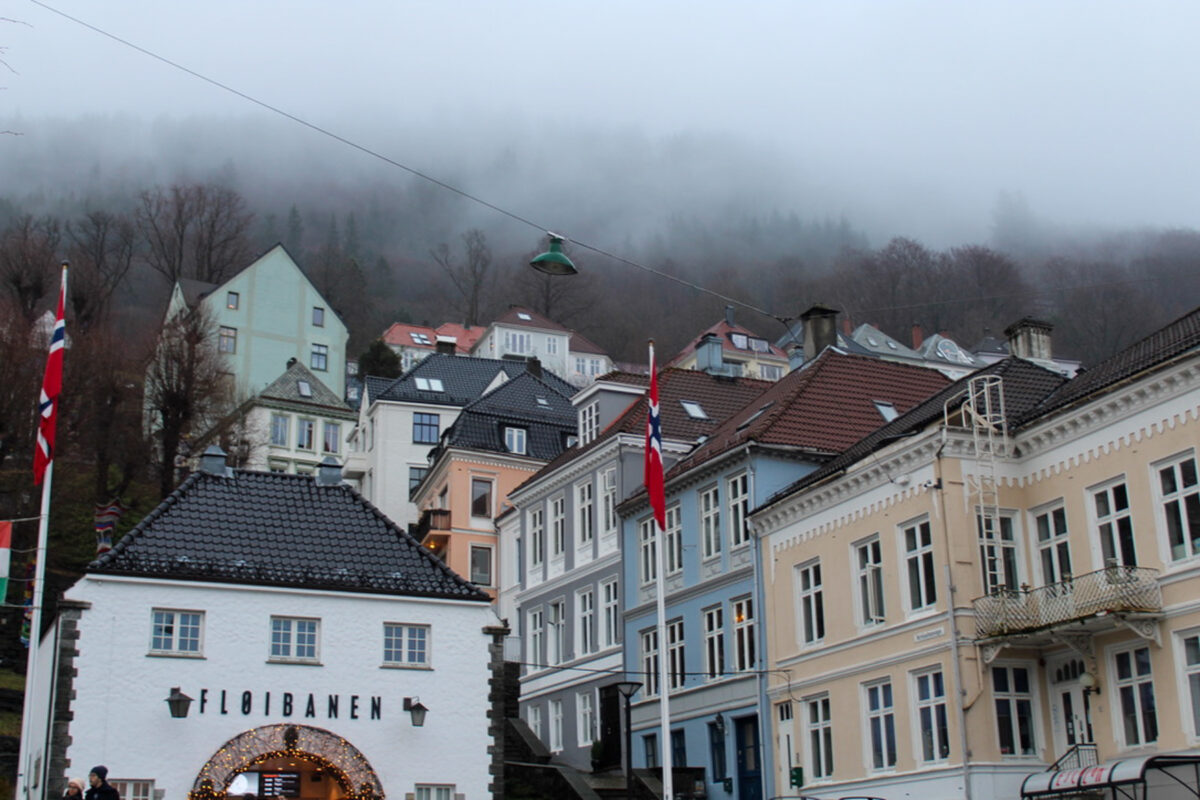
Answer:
[136,183,254,285]
[0,214,61,321]
[0,295,41,470]
[143,306,233,498]
[431,228,493,326]
[66,210,137,330]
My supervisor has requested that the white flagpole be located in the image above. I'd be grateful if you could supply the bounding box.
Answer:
[16,462,53,800]
[650,342,673,800]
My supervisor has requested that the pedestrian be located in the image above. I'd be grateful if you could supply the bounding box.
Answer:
[84,766,120,800]
[64,777,85,799]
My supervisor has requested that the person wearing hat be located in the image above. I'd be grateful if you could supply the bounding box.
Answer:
[84,766,119,800]
[63,777,85,799]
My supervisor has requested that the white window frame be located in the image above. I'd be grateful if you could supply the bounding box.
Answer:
[864,679,896,771]
[913,667,950,763]
[641,628,660,697]
[548,600,566,665]
[323,421,341,454]
[577,690,596,747]
[529,507,545,569]
[601,579,619,649]
[576,480,595,546]
[796,559,825,645]
[528,608,544,670]
[665,504,683,576]
[577,587,595,656]
[383,622,430,667]
[270,414,289,447]
[806,694,834,781]
[1155,451,1200,563]
[1112,643,1158,747]
[703,605,725,680]
[601,467,618,539]
[550,496,566,557]
[1033,502,1073,586]
[1176,628,1200,740]
[728,472,751,548]
[639,516,657,585]
[667,618,685,691]
[733,596,755,672]
[580,402,599,445]
[414,785,454,800]
[902,518,938,613]
[991,662,1038,757]
[269,616,320,663]
[505,426,527,455]
[110,781,154,800]
[855,535,885,627]
[978,511,1021,594]
[296,418,315,451]
[550,699,563,752]
[150,608,204,656]
[701,485,722,560]
[1091,478,1138,567]
[527,704,542,740]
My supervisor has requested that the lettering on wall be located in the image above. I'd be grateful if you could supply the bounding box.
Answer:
[195,688,384,721]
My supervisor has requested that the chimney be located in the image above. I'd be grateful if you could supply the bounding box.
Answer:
[787,344,805,371]
[527,357,543,378]
[435,335,457,355]
[200,445,229,477]
[724,305,736,326]
[316,456,343,486]
[800,304,839,361]
[842,316,853,336]
[1005,317,1054,360]
[286,357,297,368]
[911,323,924,349]
[696,333,725,374]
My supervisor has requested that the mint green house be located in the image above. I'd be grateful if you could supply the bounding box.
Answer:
[165,244,349,399]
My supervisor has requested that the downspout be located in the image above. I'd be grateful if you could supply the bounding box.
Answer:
[934,429,972,800]
[746,447,775,800]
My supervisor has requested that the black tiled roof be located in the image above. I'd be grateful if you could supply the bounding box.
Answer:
[439,373,576,460]
[91,470,489,601]
[376,354,576,406]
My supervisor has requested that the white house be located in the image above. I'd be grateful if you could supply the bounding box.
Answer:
[27,449,502,800]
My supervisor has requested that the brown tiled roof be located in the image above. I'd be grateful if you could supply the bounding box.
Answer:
[434,322,483,353]
[493,305,570,332]
[1017,306,1200,424]
[569,331,608,355]
[667,350,952,477]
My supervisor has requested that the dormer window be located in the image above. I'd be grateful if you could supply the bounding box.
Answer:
[873,400,899,422]
[505,427,528,455]
[749,337,769,353]
[681,400,708,419]
[415,377,445,392]
[297,380,313,398]
[730,333,748,349]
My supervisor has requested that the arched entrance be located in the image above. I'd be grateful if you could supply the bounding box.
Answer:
[189,724,385,800]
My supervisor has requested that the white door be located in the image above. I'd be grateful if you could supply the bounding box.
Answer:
[1048,658,1094,758]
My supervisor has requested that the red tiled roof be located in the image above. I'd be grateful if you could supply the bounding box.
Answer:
[667,350,952,477]
[381,322,439,349]
[435,322,483,353]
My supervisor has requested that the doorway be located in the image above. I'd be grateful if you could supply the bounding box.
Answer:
[1048,657,1094,760]
[734,715,762,800]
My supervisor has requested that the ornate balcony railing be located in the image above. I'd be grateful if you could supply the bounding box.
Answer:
[974,566,1161,638]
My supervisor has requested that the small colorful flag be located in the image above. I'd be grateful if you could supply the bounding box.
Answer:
[0,521,10,603]
[643,345,666,531]
[33,267,67,485]
[94,499,125,555]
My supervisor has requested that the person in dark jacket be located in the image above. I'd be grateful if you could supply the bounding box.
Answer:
[84,766,119,800]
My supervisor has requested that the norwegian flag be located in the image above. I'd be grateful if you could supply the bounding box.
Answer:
[33,266,66,485]
[643,344,666,530]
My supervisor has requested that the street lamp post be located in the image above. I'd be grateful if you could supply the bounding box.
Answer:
[615,681,643,800]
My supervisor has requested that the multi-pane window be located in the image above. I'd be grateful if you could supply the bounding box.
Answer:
[807,696,834,780]
[667,619,685,691]
[226,291,239,309]
[798,561,825,644]
[296,419,315,450]
[577,481,595,545]
[601,580,619,648]
[915,669,950,762]
[733,597,755,671]
[639,517,657,584]
[709,722,728,781]
[413,413,439,444]
[701,486,722,559]
[1114,645,1157,745]
[504,330,531,354]
[602,468,618,537]
[577,588,595,656]
[312,306,325,327]
[270,414,288,446]
[549,699,563,751]
[151,609,202,654]
[1160,455,1200,561]
[857,537,885,625]
[527,705,542,740]
[993,665,1036,755]
[672,730,687,771]
[470,545,492,585]
[546,336,558,354]
[111,781,154,800]
[548,601,566,665]
[270,617,319,662]
[311,343,328,371]
[1094,481,1137,566]
[551,496,566,556]
[865,681,896,770]
[218,326,237,353]
[505,426,527,454]
[530,508,545,568]
[580,402,599,445]
[979,513,1019,593]
[644,733,659,769]
[414,786,454,800]
[665,505,683,576]
[408,467,428,497]
[471,478,493,518]
[728,473,751,547]
[1183,634,1200,736]
[383,623,429,666]
[323,422,341,453]
[904,520,938,611]
[578,691,595,746]
[641,629,660,696]
[704,606,725,680]
[1036,506,1072,584]
[528,609,544,668]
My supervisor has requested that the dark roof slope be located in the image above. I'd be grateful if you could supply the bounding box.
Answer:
[1017,306,1200,423]
[438,372,576,460]
[668,350,951,477]
[260,360,353,414]
[762,357,1066,509]
[376,353,576,406]
[92,470,489,601]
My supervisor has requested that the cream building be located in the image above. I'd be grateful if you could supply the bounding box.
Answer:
[752,309,1200,800]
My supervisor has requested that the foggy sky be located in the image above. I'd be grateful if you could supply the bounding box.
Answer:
[5,0,1200,247]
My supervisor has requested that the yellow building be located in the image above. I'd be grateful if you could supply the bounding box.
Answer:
[753,310,1200,799]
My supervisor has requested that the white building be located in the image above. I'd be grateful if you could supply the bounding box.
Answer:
[27,449,502,800]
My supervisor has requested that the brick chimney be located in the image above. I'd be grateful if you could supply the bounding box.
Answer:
[800,304,839,361]
[526,357,543,378]
[911,323,924,349]
[1005,318,1054,360]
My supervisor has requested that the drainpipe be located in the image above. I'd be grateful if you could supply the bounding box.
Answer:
[934,432,973,800]
[747,449,775,800]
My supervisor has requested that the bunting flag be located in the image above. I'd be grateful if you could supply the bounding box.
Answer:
[19,560,34,647]
[33,267,67,485]
[94,499,125,555]
[0,522,10,603]
[643,345,666,530]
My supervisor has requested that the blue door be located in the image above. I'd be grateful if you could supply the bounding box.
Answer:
[734,715,762,800]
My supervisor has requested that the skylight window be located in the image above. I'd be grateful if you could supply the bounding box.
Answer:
[730,333,749,349]
[415,377,445,392]
[886,341,898,350]
[681,400,708,419]
[867,336,879,347]
[297,380,313,398]
[410,332,432,345]
[536,396,550,407]
[517,312,532,321]
[873,400,899,422]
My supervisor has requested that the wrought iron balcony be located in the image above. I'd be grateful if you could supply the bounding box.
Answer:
[973,566,1161,638]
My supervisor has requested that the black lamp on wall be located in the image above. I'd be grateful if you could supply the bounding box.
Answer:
[165,687,194,718]
[403,697,429,727]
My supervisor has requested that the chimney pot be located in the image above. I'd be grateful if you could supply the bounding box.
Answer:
[200,445,230,477]
[1005,317,1054,360]
[799,304,839,361]
[725,305,736,326]
[527,357,543,378]
[435,336,457,355]
[911,324,924,349]
[696,333,725,374]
